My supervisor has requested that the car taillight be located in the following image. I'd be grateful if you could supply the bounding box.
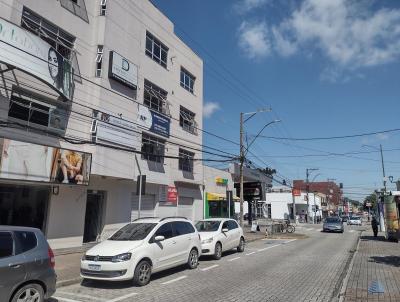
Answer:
[48,247,55,268]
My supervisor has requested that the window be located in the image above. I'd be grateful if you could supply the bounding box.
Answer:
[179,149,194,173]
[0,232,13,258]
[145,31,168,68]
[143,80,168,114]
[228,220,238,230]
[100,0,107,16]
[95,45,103,77]
[222,221,229,230]
[60,0,89,23]
[180,106,197,135]
[21,7,76,59]
[141,133,165,163]
[14,231,37,254]
[154,222,174,240]
[109,223,157,241]
[195,221,221,232]
[180,68,195,93]
[173,221,195,236]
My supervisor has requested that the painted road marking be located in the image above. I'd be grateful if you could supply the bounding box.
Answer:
[108,293,138,302]
[349,230,355,233]
[257,244,281,252]
[201,264,219,271]
[227,257,241,262]
[161,275,187,285]
[53,297,82,302]
[283,239,297,244]
[246,251,256,256]
[57,292,105,301]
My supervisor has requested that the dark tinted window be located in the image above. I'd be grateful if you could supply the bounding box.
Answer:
[109,223,157,241]
[0,232,13,258]
[174,221,195,236]
[195,221,221,232]
[154,222,174,239]
[222,221,229,230]
[227,220,238,230]
[15,231,37,253]
[325,217,341,223]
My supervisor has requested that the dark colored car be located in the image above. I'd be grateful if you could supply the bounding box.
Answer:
[0,226,56,302]
[322,217,344,233]
[340,216,349,222]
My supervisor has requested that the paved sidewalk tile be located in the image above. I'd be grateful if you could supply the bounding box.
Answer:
[343,231,400,302]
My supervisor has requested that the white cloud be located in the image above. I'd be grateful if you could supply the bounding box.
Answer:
[376,133,389,141]
[237,0,400,71]
[203,102,220,118]
[238,21,271,59]
[235,0,271,14]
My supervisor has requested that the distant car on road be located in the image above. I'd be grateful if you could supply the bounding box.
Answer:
[195,218,245,260]
[322,217,344,233]
[0,226,56,302]
[347,216,362,226]
[81,217,201,286]
[340,215,349,222]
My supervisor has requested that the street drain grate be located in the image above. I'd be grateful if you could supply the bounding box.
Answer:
[368,280,385,294]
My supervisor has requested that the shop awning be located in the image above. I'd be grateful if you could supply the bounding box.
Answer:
[207,192,240,201]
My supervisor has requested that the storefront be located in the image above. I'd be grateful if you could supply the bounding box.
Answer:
[205,192,237,218]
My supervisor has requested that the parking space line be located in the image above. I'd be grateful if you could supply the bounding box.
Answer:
[257,244,281,252]
[283,239,297,244]
[227,257,241,262]
[201,264,219,271]
[57,292,105,301]
[108,293,138,302]
[161,275,187,285]
[53,297,82,302]
[245,251,256,256]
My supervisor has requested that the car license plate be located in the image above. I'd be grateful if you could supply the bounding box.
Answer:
[88,264,101,271]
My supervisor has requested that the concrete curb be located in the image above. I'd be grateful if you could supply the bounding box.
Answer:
[337,231,362,302]
[57,277,82,288]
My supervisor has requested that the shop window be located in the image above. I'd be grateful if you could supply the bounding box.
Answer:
[179,106,197,135]
[179,148,194,172]
[180,67,195,93]
[145,31,168,68]
[143,80,169,114]
[141,133,165,164]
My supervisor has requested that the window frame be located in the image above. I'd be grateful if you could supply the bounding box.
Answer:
[141,133,166,164]
[145,31,169,68]
[179,148,195,173]
[143,80,168,114]
[180,67,195,94]
[179,106,197,135]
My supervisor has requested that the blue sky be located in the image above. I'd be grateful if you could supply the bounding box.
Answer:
[152,0,400,201]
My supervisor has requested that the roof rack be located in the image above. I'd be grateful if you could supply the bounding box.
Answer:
[160,216,189,222]
[131,217,159,222]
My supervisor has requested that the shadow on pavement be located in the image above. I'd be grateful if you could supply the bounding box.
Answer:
[361,235,386,242]
[369,256,400,267]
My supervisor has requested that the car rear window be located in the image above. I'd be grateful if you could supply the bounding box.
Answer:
[325,218,341,223]
[15,231,37,253]
[109,223,157,241]
[0,232,13,258]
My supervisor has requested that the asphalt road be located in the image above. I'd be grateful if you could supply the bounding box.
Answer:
[49,224,364,302]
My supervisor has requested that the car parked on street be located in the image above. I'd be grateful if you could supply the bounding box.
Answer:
[322,217,344,233]
[81,217,201,286]
[0,226,57,302]
[347,216,362,226]
[340,215,349,222]
[195,218,245,260]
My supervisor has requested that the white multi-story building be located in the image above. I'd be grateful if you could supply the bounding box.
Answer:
[0,0,203,248]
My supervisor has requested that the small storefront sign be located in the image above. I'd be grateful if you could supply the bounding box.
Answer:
[216,177,228,185]
[108,51,138,89]
[159,185,178,206]
[168,186,178,203]
[292,189,301,196]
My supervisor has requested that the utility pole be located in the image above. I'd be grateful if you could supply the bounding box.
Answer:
[379,144,386,232]
[239,112,244,228]
[306,168,319,223]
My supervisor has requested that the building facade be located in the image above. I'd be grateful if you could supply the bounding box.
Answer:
[0,0,203,248]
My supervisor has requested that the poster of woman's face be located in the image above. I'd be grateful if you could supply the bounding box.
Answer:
[48,47,65,94]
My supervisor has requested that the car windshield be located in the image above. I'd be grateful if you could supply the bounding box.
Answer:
[195,221,221,232]
[350,217,361,220]
[325,217,341,223]
[109,223,157,241]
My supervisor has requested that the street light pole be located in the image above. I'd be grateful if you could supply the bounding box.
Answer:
[306,168,319,224]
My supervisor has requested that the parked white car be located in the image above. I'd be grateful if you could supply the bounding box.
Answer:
[347,216,362,226]
[81,217,201,286]
[195,218,245,260]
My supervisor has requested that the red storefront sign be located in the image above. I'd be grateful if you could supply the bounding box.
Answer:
[167,186,178,203]
[292,189,301,196]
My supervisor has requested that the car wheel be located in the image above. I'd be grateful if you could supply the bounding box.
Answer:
[133,260,152,286]
[213,242,222,260]
[12,283,44,302]
[237,237,245,253]
[187,248,199,269]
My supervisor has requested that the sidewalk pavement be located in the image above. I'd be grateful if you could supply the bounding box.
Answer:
[55,230,266,288]
[342,230,400,302]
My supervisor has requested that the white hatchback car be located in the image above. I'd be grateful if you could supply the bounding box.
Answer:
[195,218,245,260]
[81,217,201,286]
[347,216,362,226]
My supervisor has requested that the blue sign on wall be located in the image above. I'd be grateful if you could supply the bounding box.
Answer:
[137,105,170,138]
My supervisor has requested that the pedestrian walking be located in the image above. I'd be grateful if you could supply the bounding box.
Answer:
[371,217,378,237]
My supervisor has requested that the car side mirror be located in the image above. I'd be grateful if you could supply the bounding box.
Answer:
[222,228,229,233]
[154,235,165,242]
